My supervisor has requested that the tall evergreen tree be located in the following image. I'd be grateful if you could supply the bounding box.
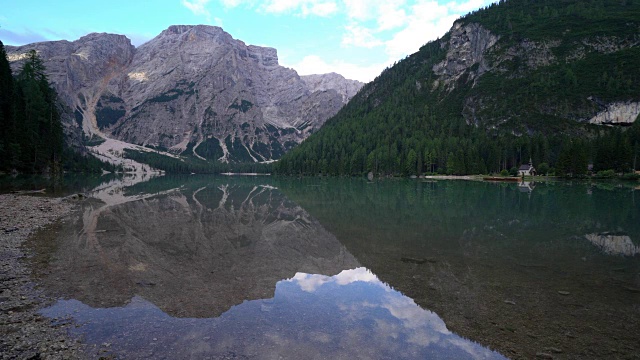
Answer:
[0,49,65,173]
[0,41,14,165]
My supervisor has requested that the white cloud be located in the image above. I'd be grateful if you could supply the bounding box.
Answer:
[377,2,408,31]
[307,1,339,16]
[339,0,455,58]
[342,0,407,28]
[381,0,498,59]
[286,54,391,82]
[341,24,383,48]
[226,0,338,17]
[334,268,379,285]
[337,0,499,59]
[412,1,451,22]
[378,0,489,60]
[447,0,493,13]
[343,0,374,20]
[220,0,244,6]
[384,8,458,59]
[288,268,382,293]
[291,273,331,292]
[182,0,213,22]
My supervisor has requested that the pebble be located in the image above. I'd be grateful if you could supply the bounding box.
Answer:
[0,193,85,359]
[536,352,554,359]
[558,291,570,295]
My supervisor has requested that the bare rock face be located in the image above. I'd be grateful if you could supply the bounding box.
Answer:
[588,101,640,125]
[6,26,364,162]
[432,22,499,89]
[301,73,363,103]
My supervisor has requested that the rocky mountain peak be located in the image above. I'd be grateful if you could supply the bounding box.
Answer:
[137,25,280,70]
[77,32,132,45]
[163,24,202,35]
[6,25,364,163]
[301,72,364,103]
[156,24,232,44]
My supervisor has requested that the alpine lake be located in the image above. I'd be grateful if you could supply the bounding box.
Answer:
[19,174,640,359]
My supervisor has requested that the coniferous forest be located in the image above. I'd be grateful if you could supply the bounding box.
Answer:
[275,0,640,177]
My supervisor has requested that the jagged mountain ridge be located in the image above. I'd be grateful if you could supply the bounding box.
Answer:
[6,25,363,163]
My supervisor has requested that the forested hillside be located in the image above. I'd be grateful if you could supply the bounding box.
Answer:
[276,0,640,176]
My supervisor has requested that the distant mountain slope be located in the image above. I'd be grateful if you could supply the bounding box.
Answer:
[301,73,363,103]
[6,26,363,163]
[276,0,640,176]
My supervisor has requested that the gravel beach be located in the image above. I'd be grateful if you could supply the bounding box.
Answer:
[0,193,84,359]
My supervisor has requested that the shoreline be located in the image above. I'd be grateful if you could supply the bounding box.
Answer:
[0,193,84,359]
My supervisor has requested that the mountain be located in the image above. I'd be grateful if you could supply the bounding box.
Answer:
[301,73,363,103]
[276,0,640,176]
[34,178,359,318]
[6,25,363,164]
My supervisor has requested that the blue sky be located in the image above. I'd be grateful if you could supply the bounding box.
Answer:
[1,0,496,82]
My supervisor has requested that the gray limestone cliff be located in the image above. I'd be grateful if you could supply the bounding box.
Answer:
[432,22,499,90]
[301,73,363,103]
[430,20,639,130]
[7,26,364,162]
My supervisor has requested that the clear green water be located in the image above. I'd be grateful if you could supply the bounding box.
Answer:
[29,175,640,359]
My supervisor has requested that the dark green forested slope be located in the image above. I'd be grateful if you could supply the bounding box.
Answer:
[276,0,640,176]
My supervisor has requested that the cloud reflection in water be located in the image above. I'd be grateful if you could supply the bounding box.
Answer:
[43,267,505,359]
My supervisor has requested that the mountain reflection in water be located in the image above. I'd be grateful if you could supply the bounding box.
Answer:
[584,232,640,256]
[34,178,358,319]
[43,268,505,359]
[32,176,504,358]
[30,176,640,359]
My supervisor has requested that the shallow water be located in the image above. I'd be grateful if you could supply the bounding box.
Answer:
[0,172,139,196]
[29,176,640,359]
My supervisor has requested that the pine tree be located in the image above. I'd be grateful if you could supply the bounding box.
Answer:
[0,41,14,169]
[11,50,64,173]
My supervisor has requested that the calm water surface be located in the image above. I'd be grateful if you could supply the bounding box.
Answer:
[28,176,640,359]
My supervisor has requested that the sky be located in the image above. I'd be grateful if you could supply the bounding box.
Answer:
[0,0,497,82]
